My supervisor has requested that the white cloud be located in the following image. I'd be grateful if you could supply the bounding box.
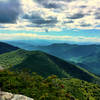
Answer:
[0,0,100,31]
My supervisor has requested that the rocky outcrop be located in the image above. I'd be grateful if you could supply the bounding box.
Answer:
[0,91,34,100]
[0,66,4,70]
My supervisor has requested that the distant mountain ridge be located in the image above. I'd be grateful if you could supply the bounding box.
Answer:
[0,42,19,54]
[39,43,100,75]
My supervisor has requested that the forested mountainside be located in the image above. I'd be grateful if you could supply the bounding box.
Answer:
[0,70,100,100]
[0,49,100,83]
[8,42,100,76]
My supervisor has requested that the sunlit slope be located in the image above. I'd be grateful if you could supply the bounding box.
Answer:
[0,49,100,83]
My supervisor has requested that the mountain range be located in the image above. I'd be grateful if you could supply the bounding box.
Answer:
[0,42,100,84]
[0,41,100,99]
[6,41,100,75]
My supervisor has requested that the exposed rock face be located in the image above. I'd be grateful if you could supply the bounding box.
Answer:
[0,91,34,100]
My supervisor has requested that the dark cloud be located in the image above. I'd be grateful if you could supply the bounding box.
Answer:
[94,8,100,19]
[63,20,73,24]
[95,16,100,19]
[23,14,58,27]
[34,0,67,9]
[0,0,22,23]
[34,0,44,4]
[80,5,87,8]
[35,0,76,3]
[95,11,100,19]
[43,3,61,9]
[0,25,7,28]
[63,0,76,2]
[67,13,85,19]
[80,23,91,27]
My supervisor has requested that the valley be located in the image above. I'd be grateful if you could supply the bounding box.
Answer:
[0,41,100,100]
[5,41,100,76]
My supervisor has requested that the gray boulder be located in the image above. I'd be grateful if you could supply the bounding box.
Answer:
[0,91,34,100]
[0,66,4,70]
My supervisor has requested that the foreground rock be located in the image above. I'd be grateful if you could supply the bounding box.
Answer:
[0,66,4,70]
[0,91,34,100]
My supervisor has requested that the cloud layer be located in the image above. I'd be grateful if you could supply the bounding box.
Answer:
[1,33,100,44]
[0,0,100,31]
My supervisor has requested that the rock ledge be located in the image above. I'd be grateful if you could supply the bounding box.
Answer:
[0,91,34,100]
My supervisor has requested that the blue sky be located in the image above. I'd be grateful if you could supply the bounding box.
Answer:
[0,0,100,44]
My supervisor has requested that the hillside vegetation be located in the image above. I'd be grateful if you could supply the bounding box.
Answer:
[17,43,100,75]
[0,49,100,83]
[2,41,100,76]
[0,70,100,100]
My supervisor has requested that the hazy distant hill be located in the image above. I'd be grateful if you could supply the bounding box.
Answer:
[77,51,100,75]
[0,42,18,54]
[0,49,100,83]
[36,43,100,60]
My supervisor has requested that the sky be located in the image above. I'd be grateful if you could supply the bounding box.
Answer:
[0,0,100,44]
